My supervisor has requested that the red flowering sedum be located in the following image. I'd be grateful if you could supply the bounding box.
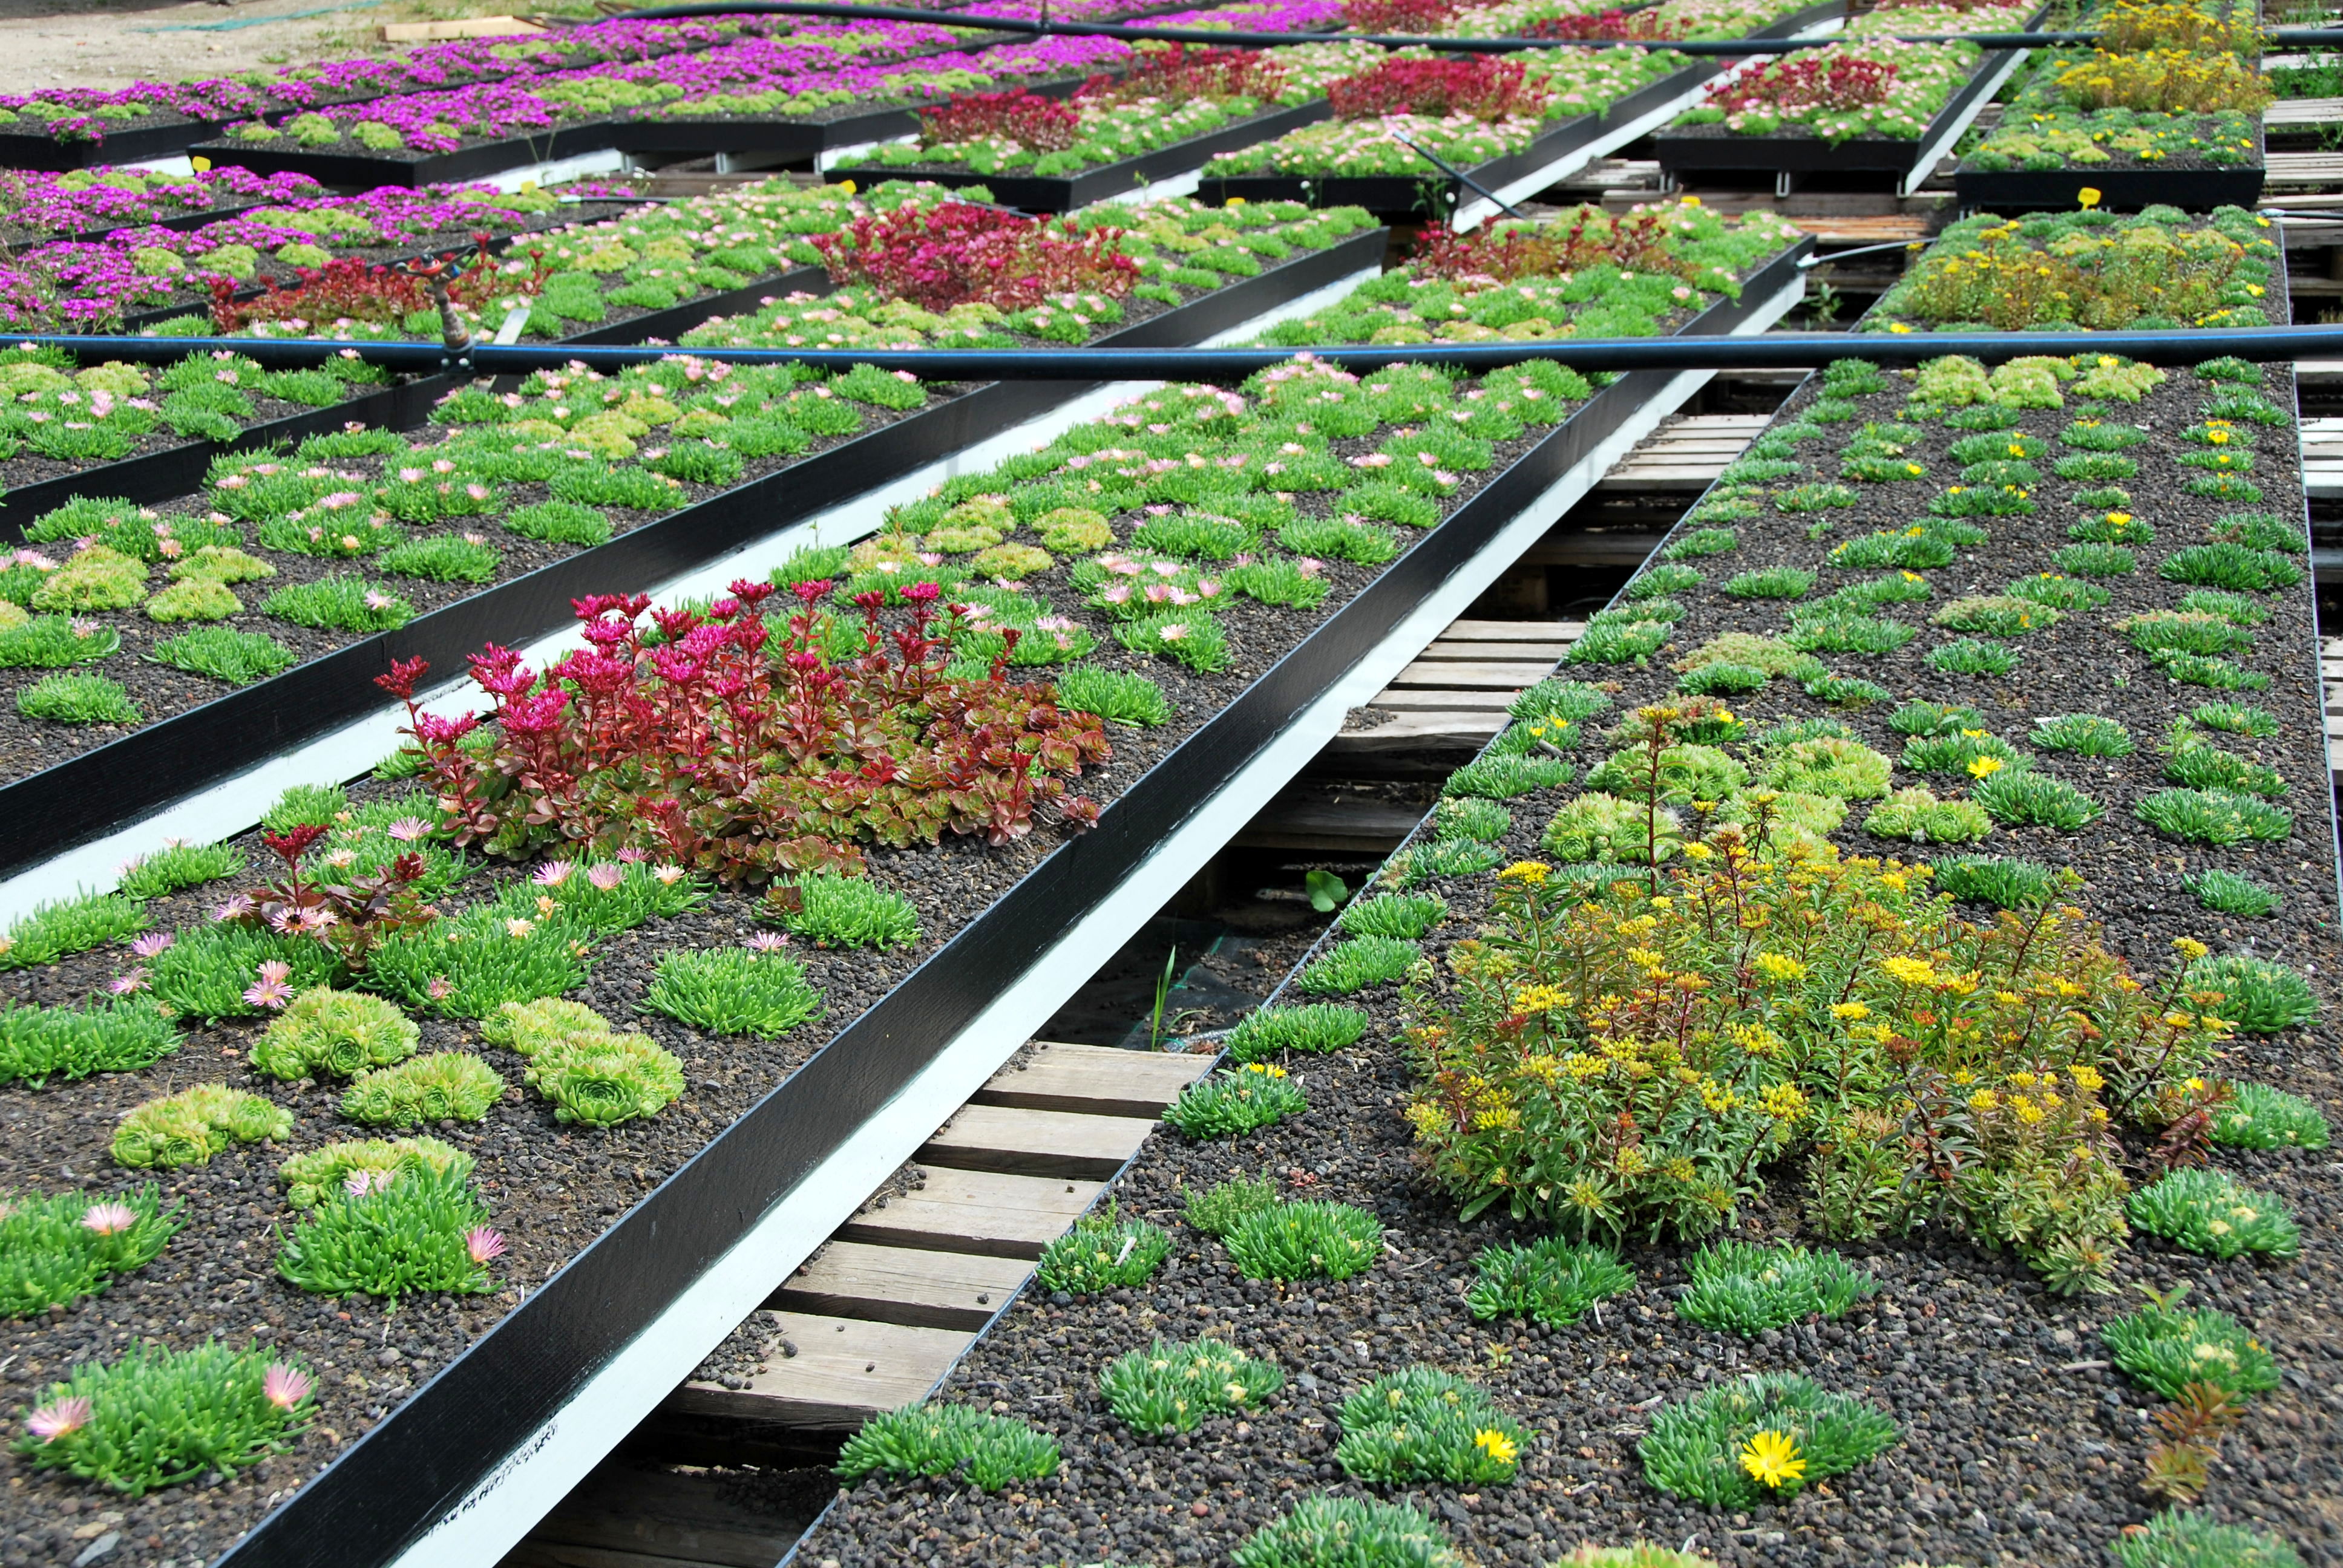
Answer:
[1323,56,1551,120]
[810,200,1139,314]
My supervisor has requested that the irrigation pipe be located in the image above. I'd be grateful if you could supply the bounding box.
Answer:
[25,325,2343,375]
[611,1,2343,54]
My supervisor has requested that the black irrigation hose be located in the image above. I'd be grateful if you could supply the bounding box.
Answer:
[608,0,2343,54]
[22,325,2343,376]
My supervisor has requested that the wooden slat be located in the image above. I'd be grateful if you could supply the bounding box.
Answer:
[1230,799,1420,852]
[506,1466,801,1568]
[972,1039,1213,1117]
[1365,688,1524,710]
[835,1168,1103,1257]
[1326,714,1508,753]
[669,1313,970,1427]
[770,1242,1032,1331]
[1438,618,1585,641]
[917,1103,1158,1179]
[1388,659,1561,688]
[1414,639,1572,662]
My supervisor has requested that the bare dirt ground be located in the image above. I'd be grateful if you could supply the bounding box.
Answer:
[0,0,590,91]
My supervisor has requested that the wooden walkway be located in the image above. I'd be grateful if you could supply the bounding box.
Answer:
[1594,411,1771,493]
[658,1042,1213,1432]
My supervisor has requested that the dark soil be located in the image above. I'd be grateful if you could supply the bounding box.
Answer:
[791,364,2343,1566]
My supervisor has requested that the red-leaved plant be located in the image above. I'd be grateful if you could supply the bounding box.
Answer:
[1085,44,1287,106]
[375,581,1110,882]
[810,201,1138,313]
[916,87,1083,152]
[1714,53,1899,114]
[211,233,544,332]
[1342,0,1459,32]
[1411,207,1699,285]
[1522,7,1688,39]
[1323,56,1551,120]
[212,823,437,969]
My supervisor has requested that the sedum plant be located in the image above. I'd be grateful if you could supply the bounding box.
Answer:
[2110,1511,2302,1568]
[1224,1004,1369,1064]
[644,944,822,1037]
[0,1185,183,1318]
[1928,855,2063,910]
[1099,1338,1285,1436]
[249,987,418,1080]
[1234,1496,1458,1568]
[764,872,920,950]
[1035,1212,1170,1293]
[1464,1236,1633,1329]
[2127,1169,2299,1261]
[117,842,243,898]
[1338,891,1446,940]
[1640,1373,1898,1506]
[2136,787,2292,846]
[481,998,685,1128]
[2183,953,2316,1034]
[275,1163,502,1301]
[0,1000,177,1089]
[1185,1175,1280,1236]
[834,1403,1060,1492]
[1336,1367,1530,1487]
[1163,1063,1305,1138]
[1862,788,1989,845]
[2211,1083,2328,1151]
[0,891,148,971]
[2102,1292,2278,1404]
[13,1341,316,1496]
[1297,936,1419,996]
[1676,1241,1875,1336]
[113,1084,292,1169]
[1223,1200,1381,1282]
[340,1051,505,1127]
[277,1136,471,1210]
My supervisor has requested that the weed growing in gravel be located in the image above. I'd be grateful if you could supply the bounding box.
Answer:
[834,1403,1060,1492]
[2137,787,2293,846]
[1184,1175,1280,1236]
[1676,1241,1875,1336]
[2103,1291,2278,1403]
[1925,637,2020,676]
[341,1051,505,1127]
[0,891,147,971]
[13,1341,315,1495]
[1100,1338,1285,1435]
[0,1000,177,1088]
[1443,754,1571,799]
[249,988,418,1081]
[1928,855,2064,909]
[113,1083,291,1169]
[1972,769,2099,829]
[644,945,822,1038]
[149,627,299,685]
[2212,1082,2329,1150]
[1639,1373,1898,1506]
[764,873,920,950]
[1225,1004,1368,1062]
[1339,892,1446,940]
[277,1136,470,1210]
[1234,1495,1456,1568]
[2110,1510,2303,1568]
[1464,1237,1633,1329]
[2032,714,2134,756]
[0,1185,182,1317]
[2184,953,2317,1034]
[1864,789,1991,845]
[2129,1167,2301,1261]
[276,1163,500,1301]
[1223,1200,1381,1282]
[1164,1063,1306,1137]
[1298,936,1419,995]
[18,673,139,725]
[117,843,242,899]
[1036,1212,1171,1293]
[1337,1367,1530,1486]
[1055,665,1171,727]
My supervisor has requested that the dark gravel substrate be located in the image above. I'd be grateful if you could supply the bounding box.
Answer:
[791,358,2343,1567]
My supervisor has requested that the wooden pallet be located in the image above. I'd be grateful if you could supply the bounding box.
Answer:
[1594,412,1771,494]
[1319,618,1586,766]
[657,1042,1212,1431]
[2324,639,2343,779]
[2301,415,2343,500]
[2270,97,2343,129]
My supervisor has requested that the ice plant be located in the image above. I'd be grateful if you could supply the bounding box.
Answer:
[79,1201,137,1236]
[24,1397,90,1442]
[465,1226,507,1264]
[261,1364,312,1411]
[243,960,294,1011]
[1739,1428,1806,1490]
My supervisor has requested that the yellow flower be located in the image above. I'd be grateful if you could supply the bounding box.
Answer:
[1760,1083,1810,1122]
[1968,756,2005,780]
[2012,1096,2045,1125]
[1754,952,1808,984]
[2067,1063,2105,1093]
[1830,1002,1870,1022]
[1243,1062,1288,1078]
[1475,1428,1521,1465]
[1513,984,1571,1014]
[1969,1089,2001,1112]
[1880,955,1937,987]
[2172,936,2209,961]
[1500,861,1551,886]
[1740,1429,1806,1491]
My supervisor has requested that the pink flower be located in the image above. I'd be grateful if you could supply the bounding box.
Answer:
[25,1397,90,1443]
[426,976,453,1001]
[746,932,789,953]
[653,864,686,886]
[80,1201,137,1236]
[243,961,293,1011]
[345,1169,393,1198]
[262,1364,312,1411]
[532,860,573,887]
[385,817,431,843]
[108,968,149,996]
[587,864,626,892]
[129,931,174,959]
[364,592,395,612]
[212,894,257,923]
[615,847,649,863]
[465,1227,507,1265]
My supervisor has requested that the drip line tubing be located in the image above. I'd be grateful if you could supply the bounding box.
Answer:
[14,325,2339,376]
[607,1,2343,55]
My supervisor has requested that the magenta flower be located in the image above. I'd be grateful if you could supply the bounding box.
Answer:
[426,976,453,1001]
[244,960,294,1011]
[80,1201,137,1236]
[586,863,626,892]
[344,1169,393,1198]
[25,1397,91,1443]
[532,860,574,887]
[129,931,174,959]
[746,932,789,953]
[465,1227,507,1264]
[261,1364,313,1411]
[385,817,431,843]
[108,968,149,996]
[212,893,255,923]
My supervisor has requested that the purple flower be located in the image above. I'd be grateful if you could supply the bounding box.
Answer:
[587,863,626,891]
[129,931,174,959]
[244,961,294,1011]
[746,932,789,953]
[108,968,149,996]
[465,1227,507,1264]
[385,817,431,843]
[532,860,574,887]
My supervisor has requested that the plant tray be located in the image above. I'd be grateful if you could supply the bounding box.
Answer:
[606,72,1092,164]
[823,100,1334,212]
[1951,158,2267,213]
[192,233,1809,1568]
[0,226,1389,883]
[1191,0,1844,220]
[184,120,630,191]
[0,116,231,172]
